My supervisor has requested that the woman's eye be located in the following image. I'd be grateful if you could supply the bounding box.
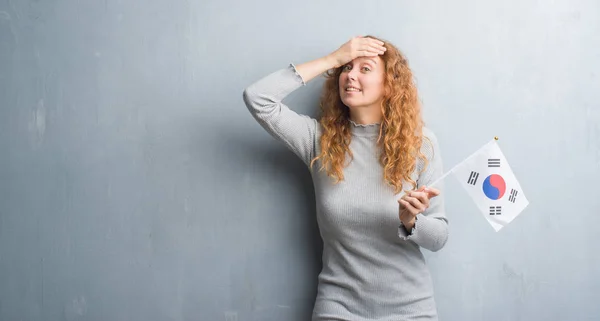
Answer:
[362,67,371,72]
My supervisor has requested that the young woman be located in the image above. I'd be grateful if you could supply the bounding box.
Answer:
[243,35,449,321]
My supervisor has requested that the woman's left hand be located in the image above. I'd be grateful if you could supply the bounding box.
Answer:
[398,186,440,231]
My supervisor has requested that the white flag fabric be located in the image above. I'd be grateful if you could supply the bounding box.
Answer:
[450,139,529,231]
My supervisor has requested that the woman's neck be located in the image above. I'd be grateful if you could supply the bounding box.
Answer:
[349,108,382,125]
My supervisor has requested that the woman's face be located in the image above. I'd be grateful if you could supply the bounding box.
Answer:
[338,56,385,111]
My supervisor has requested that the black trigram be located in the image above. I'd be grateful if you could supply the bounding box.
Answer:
[488,158,500,167]
[467,171,479,185]
[508,189,518,203]
[489,206,502,215]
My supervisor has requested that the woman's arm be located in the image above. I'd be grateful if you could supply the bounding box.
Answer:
[397,129,449,252]
[242,37,387,165]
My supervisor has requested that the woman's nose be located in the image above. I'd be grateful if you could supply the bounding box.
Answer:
[347,69,358,81]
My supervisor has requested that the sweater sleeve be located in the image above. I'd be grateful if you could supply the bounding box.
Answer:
[397,129,449,252]
[242,64,318,167]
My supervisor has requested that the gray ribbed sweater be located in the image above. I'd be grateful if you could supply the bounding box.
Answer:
[242,64,449,321]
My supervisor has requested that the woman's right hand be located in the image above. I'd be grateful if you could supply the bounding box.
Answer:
[328,36,387,68]
[294,36,387,84]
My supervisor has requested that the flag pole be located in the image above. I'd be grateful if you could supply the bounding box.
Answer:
[427,162,458,189]
[425,136,499,189]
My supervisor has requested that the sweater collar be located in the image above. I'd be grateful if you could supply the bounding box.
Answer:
[349,119,381,137]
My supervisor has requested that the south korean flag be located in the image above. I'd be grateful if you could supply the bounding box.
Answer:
[452,140,529,231]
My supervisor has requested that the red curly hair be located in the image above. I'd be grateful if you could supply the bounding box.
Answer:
[310,35,430,194]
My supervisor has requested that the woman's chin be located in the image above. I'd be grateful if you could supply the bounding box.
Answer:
[341,98,361,109]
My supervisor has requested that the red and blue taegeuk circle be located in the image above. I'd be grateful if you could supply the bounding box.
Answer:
[482,174,506,200]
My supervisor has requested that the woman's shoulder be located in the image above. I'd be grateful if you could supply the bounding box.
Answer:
[420,126,440,153]
[421,126,438,139]
[414,127,443,179]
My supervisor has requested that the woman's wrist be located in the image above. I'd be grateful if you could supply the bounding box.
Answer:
[401,216,416,231]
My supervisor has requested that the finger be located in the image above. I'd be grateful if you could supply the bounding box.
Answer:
[370,41,386,52]
[368,41,386,50]
[416,195,429,211]
[365,46,385,56]
[404,196,427,212]
[359,39,385,52]
[367,44,386,54]
[423,187,441,198]
[358,50,380,57]
[427,187,441,196]
[399,199,420,216]
[363,37,385,46]
[409,192,430,207]
[419,185,440,198]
